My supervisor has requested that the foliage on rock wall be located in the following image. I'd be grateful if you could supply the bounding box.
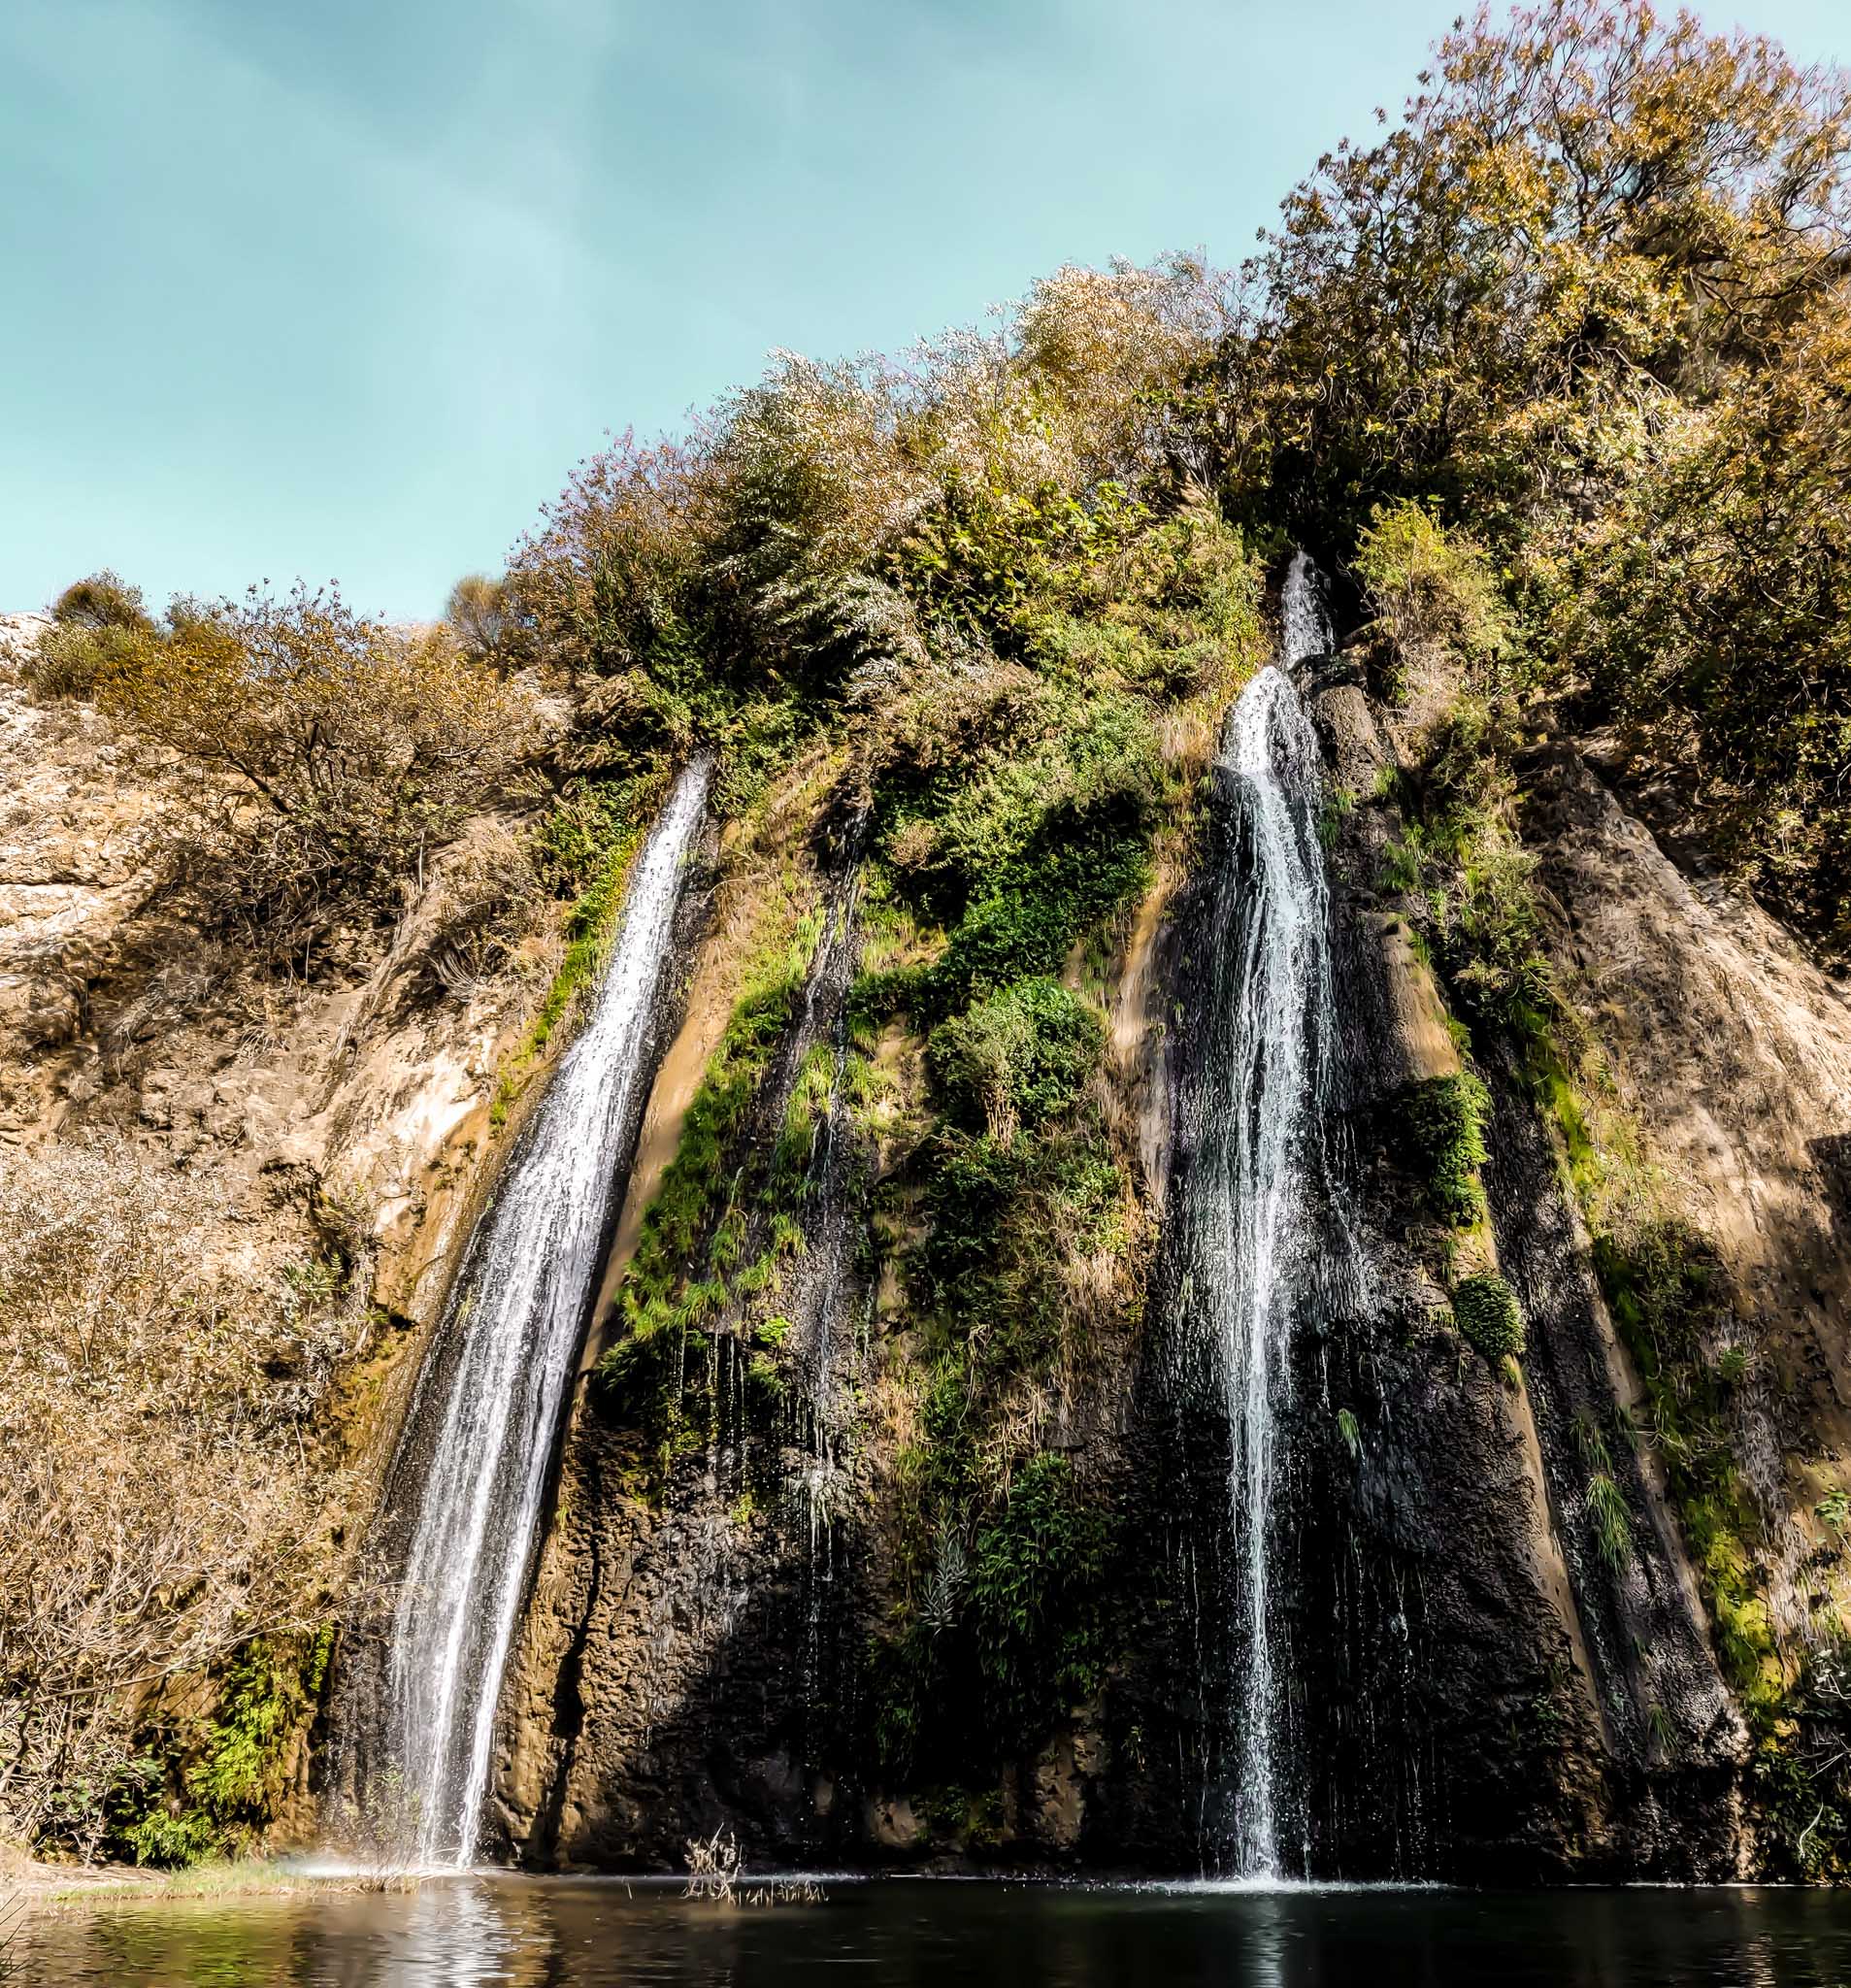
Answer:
[929,979,1104,1144]
[1382,714,1556,1043]
[569,261,1264,1810]
[114,1630,334,1869]
[1391,1072,1492,1226]
[1368,498,1851,1864]
[872,1451,1113,1780]
[1452,1272,1525,1361]
[593,876,830,1472]
[1353,501,1512,703]
[490,768,673,1126]
[1346,270,1851,1858]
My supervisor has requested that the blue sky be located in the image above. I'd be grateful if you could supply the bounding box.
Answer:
[2,0,1845,620]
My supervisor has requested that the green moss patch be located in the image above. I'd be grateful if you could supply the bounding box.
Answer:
[1452,1272,1524,1360]
[1392,1071,1490,1225]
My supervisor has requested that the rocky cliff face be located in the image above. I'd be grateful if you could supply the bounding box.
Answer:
[1532,747,1851,1478]
[1296,664,1747,1878]
[456,649,1851,1881]
[1,620,536,1316]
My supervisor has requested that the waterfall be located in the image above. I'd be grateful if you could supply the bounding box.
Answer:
[370,759,709,1869]
[1176,554,1344,1877]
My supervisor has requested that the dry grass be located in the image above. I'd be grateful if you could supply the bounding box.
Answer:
[681,1829,824,1907]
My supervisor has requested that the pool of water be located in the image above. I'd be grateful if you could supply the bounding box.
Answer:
[15,1874,1851,1986]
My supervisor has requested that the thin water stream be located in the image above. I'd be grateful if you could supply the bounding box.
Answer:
[1173,554,1361,1876]
[355,761,709,1868]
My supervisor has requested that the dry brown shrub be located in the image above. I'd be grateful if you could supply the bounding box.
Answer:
[0,1141,362,1851]
[393,820,545,1005]
[444,573,531,667]
[97,585,545,964]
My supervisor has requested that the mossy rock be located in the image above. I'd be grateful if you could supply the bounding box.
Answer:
[1454,1272,1524,1360]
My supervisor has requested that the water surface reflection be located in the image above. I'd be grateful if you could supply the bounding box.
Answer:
[17,1875,1851,1987]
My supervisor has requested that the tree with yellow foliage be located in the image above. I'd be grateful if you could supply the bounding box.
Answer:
[99,584,538,958]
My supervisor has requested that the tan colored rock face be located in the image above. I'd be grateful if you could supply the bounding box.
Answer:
[0,639,166,1140]
[1528,750,1851,1652]
[1532,755,1851,1385]
[0,628,538,1327]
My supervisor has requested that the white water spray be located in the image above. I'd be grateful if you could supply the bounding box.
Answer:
[377,759,709,1868]
[1183,554,1341,1876]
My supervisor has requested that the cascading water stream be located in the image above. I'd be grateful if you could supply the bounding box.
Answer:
[368,759,709,1869]
[765,842,867,1758]
[795,870,861,1490]
[1176,554,1350,1878]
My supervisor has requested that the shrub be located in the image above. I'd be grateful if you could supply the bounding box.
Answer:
[1244,0,1851,955]
[892,478,1151,652]
[116,1630,333,1867]
[510,257,1244,812]
[22,619,145,700]
[928,979,1104,1143]
[1353,502,1511,686]
[511,366,927,788]
[401,822,542,1004]
[124,1806,217,1869]
[96,584,540,957]
[1245,2,1848,541]
[1453,1272,1524,1360]
[0,1141,351,1855]
[873,686,1160,924]
[1393,1071,1490,1224]
[50,570,150,632]
[1385,703,1555,1042]
[895,694,1161,1009]
[444,573,529,665]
